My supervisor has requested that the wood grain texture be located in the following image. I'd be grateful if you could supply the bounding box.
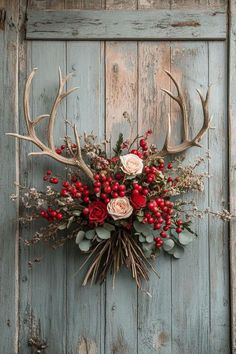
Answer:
[208,41,230,354]
[66,41,105,354]
[105,41,138,354]
[0,0,20,352]
[137,42,172,354]
[170,42,211,354]
[229,1,236,352]
[19,41,67,354]
[26,9,227,40]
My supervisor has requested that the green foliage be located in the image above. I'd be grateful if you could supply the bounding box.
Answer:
[96,226,111,240]
[113,133,124,156]
[78,240,91,252]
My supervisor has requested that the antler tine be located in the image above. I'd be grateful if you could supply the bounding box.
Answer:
[6,68,94,181]
[195,88,211,144]
[161,70,189,141]
[48,67,78,149]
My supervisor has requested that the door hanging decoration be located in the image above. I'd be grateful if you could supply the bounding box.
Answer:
[7,68,232,288]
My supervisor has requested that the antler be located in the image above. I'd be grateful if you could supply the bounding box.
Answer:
[6,68,94,180]
[155,70,211,157]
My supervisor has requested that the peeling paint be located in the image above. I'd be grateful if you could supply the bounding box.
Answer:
[77,337,97,354]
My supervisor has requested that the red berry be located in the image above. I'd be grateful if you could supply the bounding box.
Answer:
[105,198,110,204]
[167,163,173,169]
[176,227,182,234]
[40,210,46,217]
[139,138,146,147]
[104,187,111,194]
[142,188,148,196]
[118,184,126,191]
[50,211,57,218]
[55,148,62,155]
[61,144,66,150]
[94,174,100,180]
[83,208,89,215]
[112,184,118,191]
[176,219,183,225]
[101,175,107,182]
[43,176,48,181]
[60,189,68,197]
[75,181,82,189]
[94,181,101,188]
[154,223,161,230]
[63,181,70,188]
[119,191,125,197]
[83,197,90,203]
[160,231,167,238]
[56,213,63,220]
[47,170,52,175]
[115,173,123,180]
[167,176,173,183]
[94,187,100,194]
[111,192,119,198]
[100,193,106,199]
[130,149,138,155]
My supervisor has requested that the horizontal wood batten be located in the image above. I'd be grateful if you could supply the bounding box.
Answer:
[26,9,226,40]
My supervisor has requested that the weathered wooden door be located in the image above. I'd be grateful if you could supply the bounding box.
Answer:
[2,0,236,353]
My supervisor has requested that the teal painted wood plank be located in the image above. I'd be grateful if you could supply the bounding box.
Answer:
[208,41,230,353]
[229,1,236,351]
[170,42,210,354]
[19,41,67,353]
[105,41,138,354]
[66,41,105,354]
[26,9,227,40]
[137,42,172,354]
[0,1,19,352]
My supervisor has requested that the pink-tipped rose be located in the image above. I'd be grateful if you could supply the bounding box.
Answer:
[107,197,133,220]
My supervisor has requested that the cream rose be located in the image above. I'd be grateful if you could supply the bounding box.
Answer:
[107,197,133,221]
[120,154,144,175]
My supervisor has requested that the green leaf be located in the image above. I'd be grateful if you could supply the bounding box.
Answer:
[173,245,185,259]
[72,210,81,216]
[138,234,146,243]
[79,240,91,252]
[179,231,194,245]
[146,235,154,243]
[85,229,96,240]
[133,221,152,236]
[67,216,74,229]
[75,230,85,245]
[58,223,67,230]
[143,249,152,258]
[142,242,154,251]
[96,227,111,240]
[103,223,115,232]
[163,239,175,251]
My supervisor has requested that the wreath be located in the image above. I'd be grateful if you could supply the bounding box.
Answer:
[7,68,232,289]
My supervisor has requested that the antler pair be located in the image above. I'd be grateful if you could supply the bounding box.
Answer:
[7,68,210,177]
[157,70,210,157]
[6,68,94,180]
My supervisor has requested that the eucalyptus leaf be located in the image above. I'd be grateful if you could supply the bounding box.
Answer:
[138,234,146,243]
[85,229,96,240]
[96,227,111,240]
[103,223,115,232]
[179,231,194,245]
[143,249,152,258]
[72,210,81,216]
[79,240,91,252]
[133,221,152,236]
[173,245,185,259]
[58,223,67,230]
[142,242,154,251]
[67,216,74,229]
[163,239,175,251]
[146,235,154,243]
[75,231,85,245]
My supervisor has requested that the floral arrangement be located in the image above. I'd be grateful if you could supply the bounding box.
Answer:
[8,68,232,288]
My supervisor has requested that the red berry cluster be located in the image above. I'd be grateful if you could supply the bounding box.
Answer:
[60,179,90,203]
[132,182,148,196]
[42,170,59,184]
[40,208,63,222]
[93,174,126,204]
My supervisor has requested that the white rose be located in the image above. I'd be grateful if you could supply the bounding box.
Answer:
[107,197,133,220]
[120,154,143,176]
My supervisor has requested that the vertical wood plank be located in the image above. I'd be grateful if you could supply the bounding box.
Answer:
[208,42,230,354]
[229,1,236,352]
[66,41,105,354]
[19,41,67,354]
[0,0,20,352]
[137,42,172,354]
[170,42,210,354]
[65,0,105,9]
[105,40,138,354]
